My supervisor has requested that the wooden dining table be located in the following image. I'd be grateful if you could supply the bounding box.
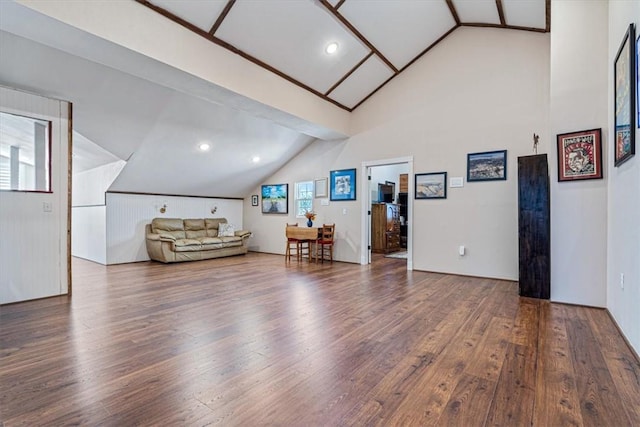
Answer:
[285,226,321,262]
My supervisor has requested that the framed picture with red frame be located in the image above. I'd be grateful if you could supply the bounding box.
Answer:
[556,128,603,182]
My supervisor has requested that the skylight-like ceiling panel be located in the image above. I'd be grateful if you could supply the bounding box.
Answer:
[150,0,228,32]
[338,0,456,70]
[502,0,546,29]
[452,0,501,24]
[328,56,394,110]
[215,0,369,94]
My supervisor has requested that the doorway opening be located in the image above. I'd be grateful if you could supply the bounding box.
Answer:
[360,157,413,270]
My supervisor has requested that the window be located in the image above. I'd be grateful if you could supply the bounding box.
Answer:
[295,181,313,217]
[0,111,51,192]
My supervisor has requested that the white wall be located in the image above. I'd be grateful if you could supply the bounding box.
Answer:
[354,27,550,279]
[105,192,244,264]
[73,160,125,206]
[549,0,609,307]
[0,86,70,304]
[71,160,124,263]
[247,27,550,279]
[72,206,106,264]
[607,0,640,355]
[243,139,362,260]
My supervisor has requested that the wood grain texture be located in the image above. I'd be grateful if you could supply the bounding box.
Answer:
[518,154,550,299]
[1,253,638,426]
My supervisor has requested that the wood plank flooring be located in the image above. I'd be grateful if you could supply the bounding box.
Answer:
[1,253,639,426]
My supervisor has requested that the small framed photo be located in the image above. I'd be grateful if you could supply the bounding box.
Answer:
[251,194,259,206]
[556,128,603,182]
[330,168,356,201]
[314,177,328,198]
[261,184,288,214]
[467,150,507,182]
[415,172,447,199]
[614,23,636,166]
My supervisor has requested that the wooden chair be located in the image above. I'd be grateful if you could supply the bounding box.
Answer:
[317,224,335,263]
[299,237,314,262]
[285,223,300,262]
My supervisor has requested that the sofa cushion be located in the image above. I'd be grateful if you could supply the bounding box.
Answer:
[186,229,207,239]
[193,235,242,250]
[218,223,235,237]
[218,237,243,248]
[199,237,223,245]
[205,218,226,237]
[173,238,202,252]
[184,219,206,239]
[152,218,186,240]
[184,219,205,230]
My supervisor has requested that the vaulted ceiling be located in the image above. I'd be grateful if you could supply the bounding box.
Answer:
[0,0,550,198]
[139,0,550,110]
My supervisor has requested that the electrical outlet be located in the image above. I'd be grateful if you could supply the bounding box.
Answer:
[620,273,624,290]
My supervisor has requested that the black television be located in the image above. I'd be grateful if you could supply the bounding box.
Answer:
[378,183,394,203]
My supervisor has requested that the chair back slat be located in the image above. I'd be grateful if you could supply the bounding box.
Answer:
[321,224,335,241]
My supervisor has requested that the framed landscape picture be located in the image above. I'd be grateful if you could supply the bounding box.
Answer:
[467,150,507,182]
[261,184,288,214]
[330,168,356,201]
[415,172,447,199]
[614,23,636,166]
[556,128,603,182]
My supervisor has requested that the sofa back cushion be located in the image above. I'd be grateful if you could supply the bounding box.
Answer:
[184,219,207,239]
[151,218,186,239]
[205,218,227,237]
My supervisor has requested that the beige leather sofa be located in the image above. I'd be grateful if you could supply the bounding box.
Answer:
[145,218,251,263]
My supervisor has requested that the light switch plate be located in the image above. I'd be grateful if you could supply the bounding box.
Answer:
[450,177,464,188]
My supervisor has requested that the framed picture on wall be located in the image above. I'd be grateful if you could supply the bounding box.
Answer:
[614,23,636,166]
[467,150,507,182]
[261,184,288,214]
[330,168,356,201]
[415,172,447,199]
[637,34,639,127]
[556,128,603,182]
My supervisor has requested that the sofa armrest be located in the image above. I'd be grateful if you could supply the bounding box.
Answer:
[235,230,252,238]
[147,232,176,242]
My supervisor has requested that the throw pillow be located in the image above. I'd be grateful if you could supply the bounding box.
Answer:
[218,223,235,237]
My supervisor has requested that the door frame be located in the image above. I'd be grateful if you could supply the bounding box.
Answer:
[360,156,413,270]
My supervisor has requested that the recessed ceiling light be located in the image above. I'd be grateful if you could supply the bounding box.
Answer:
[199,143,210,151]
[325,42,338,54]
[252,156,261,163]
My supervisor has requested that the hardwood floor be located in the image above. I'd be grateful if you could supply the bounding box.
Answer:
[1,253,639,426]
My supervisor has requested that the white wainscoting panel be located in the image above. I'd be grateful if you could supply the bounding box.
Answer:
[105,192,244,264]
[71,206,106,264]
